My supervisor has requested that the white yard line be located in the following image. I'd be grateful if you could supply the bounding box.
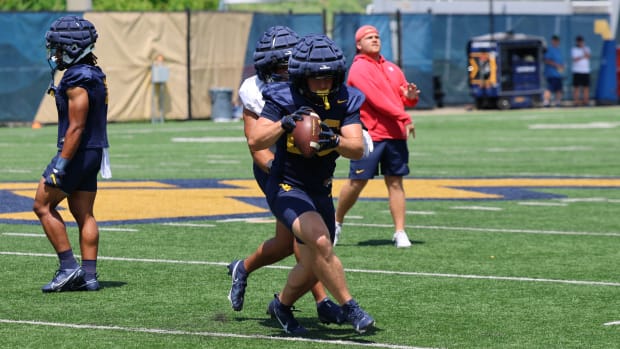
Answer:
[450,206,504,211]
[528,122,620,129]
[517,202,568,206]
[2,227,137,237]
[603,320,620,326]
[171,137,245,143]
[2,251,618,287]
[341,222,620,237]
[161,222,216,227]
[2,233,45,237]
[346,215,365,220]
[559,197,620,204]
[0,319,436,349]
[100,227,139,232]
[0,168,31,173]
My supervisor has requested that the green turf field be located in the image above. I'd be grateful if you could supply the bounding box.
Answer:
[1,106,619,348]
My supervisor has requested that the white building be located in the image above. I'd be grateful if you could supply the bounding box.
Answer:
[369,0,618,34]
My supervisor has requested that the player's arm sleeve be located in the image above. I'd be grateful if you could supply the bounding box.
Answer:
[247,99,286,152]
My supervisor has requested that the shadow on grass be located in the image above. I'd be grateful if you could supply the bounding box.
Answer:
[254,315,382,342]
[99,280,127,289]
[356,239,425,247]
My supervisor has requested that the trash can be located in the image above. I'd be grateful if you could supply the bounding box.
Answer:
[209,88,233,122]
[151,61,169,124]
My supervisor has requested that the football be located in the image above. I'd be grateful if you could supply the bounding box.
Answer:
[292,109,322,158]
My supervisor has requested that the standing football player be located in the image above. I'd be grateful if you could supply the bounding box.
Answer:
[248,34,375,335]
[228,26,345,325]
[33,16,109,292]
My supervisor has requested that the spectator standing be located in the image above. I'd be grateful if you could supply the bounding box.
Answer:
[571,35,591,106]
[543,35,565,107]
[334,25,420,248]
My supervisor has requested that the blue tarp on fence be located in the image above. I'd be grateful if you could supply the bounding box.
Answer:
[0,13,81,122]
[0,12,614,122]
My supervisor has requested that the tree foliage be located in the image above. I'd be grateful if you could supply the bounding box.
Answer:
[1,0,368,12]
[0,0,219,11]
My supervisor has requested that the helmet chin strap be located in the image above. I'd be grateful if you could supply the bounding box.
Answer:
[46,58,58,96]
[315,89,331,110]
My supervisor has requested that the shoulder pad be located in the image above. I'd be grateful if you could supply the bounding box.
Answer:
[262,82,296,110]
[338,86,365,114]
[62,65,96,87]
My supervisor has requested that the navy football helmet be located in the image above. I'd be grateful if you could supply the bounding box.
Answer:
[253,26,300,83]
[46,16,98,71]
[288,34,346,110]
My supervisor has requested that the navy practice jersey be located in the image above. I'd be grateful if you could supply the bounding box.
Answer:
[55,64,109,150]
[261,82,365,194]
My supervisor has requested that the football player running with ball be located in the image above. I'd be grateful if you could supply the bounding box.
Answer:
[248,34,375,335]
[228,26,345,325]
[33,16,109,292]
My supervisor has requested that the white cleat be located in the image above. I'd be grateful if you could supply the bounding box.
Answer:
[333,222,342,246]
[393,231,412,248]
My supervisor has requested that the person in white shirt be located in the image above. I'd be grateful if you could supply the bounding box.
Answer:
[570,35,591,106]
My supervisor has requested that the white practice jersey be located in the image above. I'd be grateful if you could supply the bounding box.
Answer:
[238,75,266,115]
[238,75,277,154]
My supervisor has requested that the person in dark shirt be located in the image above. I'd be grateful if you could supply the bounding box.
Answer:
[543,35,565,107]
[33,16,110,293]
[248,34,375,335]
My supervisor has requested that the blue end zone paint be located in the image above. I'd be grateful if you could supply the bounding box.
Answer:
[158,178,241,188]
[454,187,565,200]
[2,178,620,225]
[233,196,270,209]
[0,191,39,214]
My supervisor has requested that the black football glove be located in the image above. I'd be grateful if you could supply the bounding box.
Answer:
[318,123,340,151]
[44,157,69,188]
[280,106,314,132]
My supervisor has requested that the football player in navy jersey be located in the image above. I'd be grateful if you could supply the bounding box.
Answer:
[33,16,109,292]
[228,26,345,325]
[248,34,375,335]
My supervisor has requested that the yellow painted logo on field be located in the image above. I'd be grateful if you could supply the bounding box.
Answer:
[1,178,619,224]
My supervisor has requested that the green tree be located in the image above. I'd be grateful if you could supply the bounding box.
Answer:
[0,0,218,11]
[1,0,368,12]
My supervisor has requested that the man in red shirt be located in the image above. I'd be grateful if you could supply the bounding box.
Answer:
[334,25,419,248]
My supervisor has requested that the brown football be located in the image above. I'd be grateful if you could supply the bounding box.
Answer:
[292,110,321,158]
